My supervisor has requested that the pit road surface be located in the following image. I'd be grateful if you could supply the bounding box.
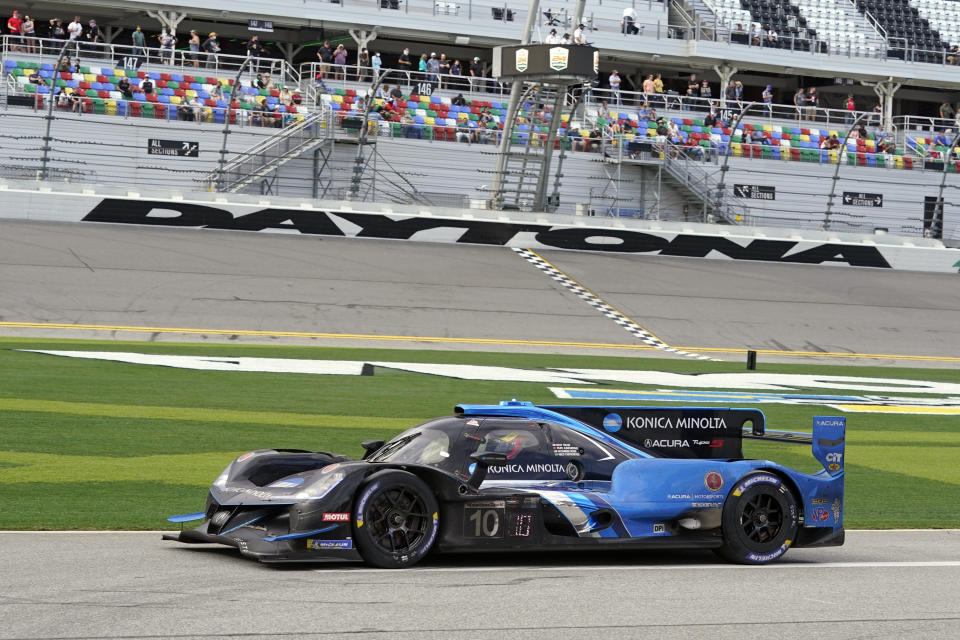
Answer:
[1,530,958,639]
[1,220,958,364]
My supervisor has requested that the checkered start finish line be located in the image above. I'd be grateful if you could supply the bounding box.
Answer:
[512,248,719,362]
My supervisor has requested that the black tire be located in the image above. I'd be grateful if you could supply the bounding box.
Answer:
[352,470,439,569]
[716,471,799,564]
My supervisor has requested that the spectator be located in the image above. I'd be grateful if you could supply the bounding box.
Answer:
[371,51,382,78]
[700,80,712,103]
[450,58,461,78]
[762,84,773,117]
[653,73,664,107]
[805,87,818,121]
[255,73,265,89]
[67,16,83,54]
[438,53,450,88]
[389,84,403,100]
[86,19,102,45]
[64,87,82,113]
[279,87,293,106]
[247,34,264,72]
[939,101,955,125]
[401,111,420,138]
[845,94,855,124]
[427,52,440,83]
[22,14,36,54]
[933,130,950,147]
[455,118,472,143]
[262,73,275,90]
[334,44,347,81]
[358,48,370,82]
[609,69,621,105]
[118,75,133,99]
[764,26,778,47]
[7,10,23,52]
[50,18,65,46]
[469,56,483,92]
[545,28,561,44]
[642,74,654,97]
[28,69,41,84]
[188,30,201,68]
[793,87,805,121]
[573,23,587,45]
[452,92,467,107]
[159,28,176,65]
[824,134,840,150]
[622,6,639,34]
[704,107,718,128]
[202,32,220,66]
[397,47,412,80]
[874,124,888,143]
[734,81,744,104]
[141,76,154,95]
[725,81,737,105]
[561,32,572,45]
[948,45,960,66]
[418,53,428,77]
[57,55,72,73]
[131,25,145,58]
[750,22,762,46]
[317,40,333,79]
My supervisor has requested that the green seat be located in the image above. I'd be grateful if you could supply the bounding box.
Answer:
[334,88,346,96]
[681,124,691,132]
[762,147,772,159]
[55,78,66,87]
[93,100,106,114]
[846,152,856,165]
[17,60,31,68]
[693,119,704,126]
[108,76,121,85]
[78,66,90,74]
[468,113,479,121]
[875,154,885,168]
[421,125,432,140]
[167,81,179,89]
[731,135,742,143]
[391,122,401,137]
[427,109,437,118]
[23,83,36,93]
[699,139,711,148]
[85,89,98,98]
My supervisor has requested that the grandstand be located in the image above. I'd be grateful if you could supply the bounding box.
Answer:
[1,0,959,246]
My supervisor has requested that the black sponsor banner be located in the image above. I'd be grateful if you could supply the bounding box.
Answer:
[81,199,894,269]
[733,184,776,200]
[493,44,598,80]
[541,406,766,459]
[147,139,199,158]
[842,191,883,207]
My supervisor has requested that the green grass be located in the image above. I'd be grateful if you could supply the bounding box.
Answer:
[1,337,958,529]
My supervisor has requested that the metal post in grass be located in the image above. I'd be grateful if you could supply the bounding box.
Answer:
[823,111,870,231]
[215,56,253,192]
[39,39,72,181]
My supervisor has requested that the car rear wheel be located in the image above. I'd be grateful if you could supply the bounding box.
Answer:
[716,471,798,564]
[352,470,439,569]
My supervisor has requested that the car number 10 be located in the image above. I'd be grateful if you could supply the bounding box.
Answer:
[468,509,501,537]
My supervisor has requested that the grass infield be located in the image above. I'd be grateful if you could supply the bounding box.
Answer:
[1,337,957,529]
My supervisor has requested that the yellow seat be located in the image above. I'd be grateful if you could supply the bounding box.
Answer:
[561,113,570,122]
[828,150,838,164]
[425,116,435,125]
[762,125,772,132]
[105,100,117,115]
[331,94,343,104]
[800,134,810,142]
[185,89,197,98]
[731,142,742,157]
[84,73,97,82]
[374,98,385,107]
[170,95,182,105]
[894,155,904,169]
[457,112,468,120]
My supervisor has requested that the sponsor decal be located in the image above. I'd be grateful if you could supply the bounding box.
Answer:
[515,48,529,72]
[746,540,790,563]
[831,498,842,522]
[691,502,722,508]
[602,413,622,432]
[732,473,780,497]
[669,493,725,500]
[488,463,566,474]
[322,513,350,522]
[306,539,353,550]
[668,494,690,500]
[467,500,506,509]
[592,50,599,74]
[812,497,829,505]
[626,416,727,430]
[417,512,440,557]
[79,198,898,269]
[552,443,583,457]
[644,439,689,448]
[549,47,569,71]
[828,463,841,472]
[653,523,666,534]
[321,463,340,474]
[236,452,255,462]
[466,419,480,426]
[268,477,305,488]
[704,471,724,492]
[218,487,274,500]
[355,481,380,528]
[812,508,830,522]
[826,452,843,463]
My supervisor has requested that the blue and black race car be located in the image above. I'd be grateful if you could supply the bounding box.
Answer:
[164,401,845,567]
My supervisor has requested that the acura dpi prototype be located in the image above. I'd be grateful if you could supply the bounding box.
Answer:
[164,401,845,567]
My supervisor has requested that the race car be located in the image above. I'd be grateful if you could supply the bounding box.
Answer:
[164,401,845,567]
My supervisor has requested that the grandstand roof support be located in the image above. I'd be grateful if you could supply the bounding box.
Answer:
[823,111,872,231]
[274,43,306,66]
[146,10,188,37]
[860,77,902,135]
[714,100,756,222]
[348,29,379,56]
[713,64,738,109]
[102,26,123,45]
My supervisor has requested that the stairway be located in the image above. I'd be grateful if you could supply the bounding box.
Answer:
[206,106,333,193]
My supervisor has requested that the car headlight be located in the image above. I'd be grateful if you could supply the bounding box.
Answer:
[294,472,345,500]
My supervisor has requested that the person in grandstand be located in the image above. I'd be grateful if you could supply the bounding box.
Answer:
[700,80,712,104]
[397,48,412,81]
[334,44,348,81]
[7,10,23,52]
[939,101,955,127]
[118,75,133,100]
[187,30,201,67]
[573,23,587,45]
[545,28,561,44]
[427,52,440,84]
[845,94,856,124]
[49,18,65,49]
[469,56,483,92]
[280,87,293,107]
[247,34,264,71]
[21,14,36,54]
[131,25,145,59]
[372,51,382,78]
[159,28,176,65]
[358,48,371,82]
[622,5,640,34]
[202,32,220,66]
[140,76,154,95]
[609,70,622,106]
[86,19,102,45]
[437,53,450,88]
[561,32,572,45]
[762,85,773,117]
[27,69,41,84]
[805,87,818,121]
[793,87,805,121]
[317,40,333,79]
[67,16,82,56]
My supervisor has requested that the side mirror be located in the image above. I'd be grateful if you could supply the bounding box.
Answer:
[360,439,385,460]
[467,452,508,489]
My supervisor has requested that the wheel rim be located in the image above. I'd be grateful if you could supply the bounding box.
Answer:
[739,492,783,544]
[364,487,430,556]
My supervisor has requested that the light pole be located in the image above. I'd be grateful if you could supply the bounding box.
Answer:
[713,100,757,222]
[39,39,73,181]
[823,111,871,230]
[215,56,253,192]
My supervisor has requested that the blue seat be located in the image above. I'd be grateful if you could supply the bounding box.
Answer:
[168,105,178,119]
[820,150,829,162]
[161,88,174,96]
[276,105,286,113]
[216,99,228,108]
[171,74,184,82]
[492,102,504,109]
[771,147,781,159]
[4,60,16,69]
[414,115,425,124]
[91,82,103,90]
[67,80,79,88]
[40,70,53,78]
[867,154,876,167]
[329,102,340,110]
[159,94,170,103]
[42,63,54,71]
[198,91,209,99]
[37,85,50,94]
[213,109,225,124]
[430,95,441,104]
[618,112,629,120]
[117,101,127,115]
[190,82,202,91]
[148,72,161,80]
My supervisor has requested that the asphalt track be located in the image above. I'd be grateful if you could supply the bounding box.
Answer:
[1,530,958,639]
[0,219,958,365]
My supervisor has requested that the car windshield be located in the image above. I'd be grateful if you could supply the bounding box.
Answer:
[368,423,454,467]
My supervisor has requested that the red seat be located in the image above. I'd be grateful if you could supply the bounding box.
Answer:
[751,145,763,158]
[97,90,110,98]
[270,89,280,98]
[204,98,217,107]
[904,157,913,169]
[145,94,158,103]
[791,148,801,161]
[79,81,91,90]
[160,73,172,81]
[345,88,357,97]
[682,118,693,126]
[96,74,108,83]
[800,128,810,135]
[154,104,166,118]
[59,72,72,80]
[137,71,147,79]
[183,75,195,83]
[781,133,791,140]
[129,101,142,116]
[287,105,297,114]
[174,89,186,97]
[81,98,92,113]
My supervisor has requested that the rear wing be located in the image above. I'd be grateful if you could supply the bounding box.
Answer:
[743,416,846,477]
